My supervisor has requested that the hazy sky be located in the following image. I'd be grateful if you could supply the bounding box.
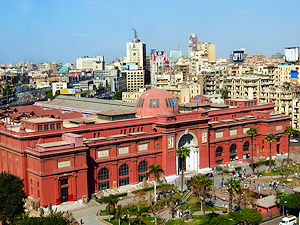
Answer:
[0,0,299,63]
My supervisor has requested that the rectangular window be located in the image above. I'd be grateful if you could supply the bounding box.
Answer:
[216,160,223,165]
[119,177,129,186]
[243,128,250,133]
[168,136,174,149]
[230,130,237,136]
[38,125,43,131]
[202,131,207,143]
[58,160,71,168]
[57,123,61,129]
[44,125,49,131]
[60,179,68,186]
[118,147,129,154]
[149,99,160,108]
[50,124,55,130]
[138,144,148,151]
[98,150,109,158]
[138,174,147,182]
[99,181,109,190]
[216,131,223,138]
[276,125,282,131]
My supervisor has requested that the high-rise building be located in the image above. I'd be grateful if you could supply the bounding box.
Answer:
[125,30,146,70]
[123,30,148,91]
[198,42,216,63]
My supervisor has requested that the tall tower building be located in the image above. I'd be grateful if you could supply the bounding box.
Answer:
[125,30,146,70]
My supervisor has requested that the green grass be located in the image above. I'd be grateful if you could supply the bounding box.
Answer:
[179,196,226,212]
[166,215,205,225]
[104,217,161,225]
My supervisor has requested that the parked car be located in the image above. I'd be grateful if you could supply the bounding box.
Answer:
[290,139,298,143]
[279,216,297,225]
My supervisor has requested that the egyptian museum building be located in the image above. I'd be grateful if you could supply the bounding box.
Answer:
[0,89,290,207]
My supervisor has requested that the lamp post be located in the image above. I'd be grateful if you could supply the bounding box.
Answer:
[283,201,287,216]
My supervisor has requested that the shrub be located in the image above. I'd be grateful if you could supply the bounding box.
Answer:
[96,192,127,204]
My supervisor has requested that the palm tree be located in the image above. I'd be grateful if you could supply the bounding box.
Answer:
[147,164,164,182]
[103,195,119,215]
[176,146,191,191]
[224,177,241,212]
[221,88,229,99]
[264,133,277,162]
[284,126,299,163]
[191,174,213,215]
[246,127,258,174]
[114,205,122,225]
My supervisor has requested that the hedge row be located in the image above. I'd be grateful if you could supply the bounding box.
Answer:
[96,192,128,203]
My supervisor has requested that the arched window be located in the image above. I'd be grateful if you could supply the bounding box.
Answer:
[243,142,250,151]
[99,168,109,180]
[138,161,148,173]
[138,161,148,182]
[230,144,237,154]
[216,147,223,157]
[98,168,109,190]
[119,164,129,186]
[119,164,129,176]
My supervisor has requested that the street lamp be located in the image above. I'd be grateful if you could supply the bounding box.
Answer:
[283,201,287,216]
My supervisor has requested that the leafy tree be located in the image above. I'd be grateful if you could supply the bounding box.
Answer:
[16,212,75,225]
[2,85,13,96]
[246,127,258,174]
[224,177,241,212]
[112,91,123,100]
[228,211,245,224]
[221,88,229,99]
[147,164,164,182]
[264,133,277,166]
[0,172,26,225]
[191,174,213,215]
[201,214,234,225]
[284,126,299,163]
[242,208,263,225]
[176,146,191,191]
[277,192,300,215]
[234,188,256,209]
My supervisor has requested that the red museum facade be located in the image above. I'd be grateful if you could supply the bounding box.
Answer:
[0,89,290,207]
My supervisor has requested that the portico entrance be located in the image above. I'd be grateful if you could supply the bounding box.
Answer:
[177,132,199,174]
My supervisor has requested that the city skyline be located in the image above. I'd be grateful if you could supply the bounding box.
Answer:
[0,0,299,63]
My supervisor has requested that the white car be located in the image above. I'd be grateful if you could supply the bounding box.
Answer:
[290,139,298,143]
[279,216,297,225]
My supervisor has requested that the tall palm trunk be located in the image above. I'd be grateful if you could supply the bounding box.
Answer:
[229,192,233,212]
[181,158,184,192]
[251,137,255,174]
[287,134,290,163]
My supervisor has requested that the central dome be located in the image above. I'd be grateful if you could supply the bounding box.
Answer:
[135,88,179,117]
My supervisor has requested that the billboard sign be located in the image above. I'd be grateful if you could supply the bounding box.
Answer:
[285,47,299,63]
[189,33,198,51]
[290,70,299,79]
[153,51,167,62]
[232,50,245,62]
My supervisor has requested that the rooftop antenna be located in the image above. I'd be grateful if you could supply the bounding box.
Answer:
[132,28,138,40]
[178,41,180,51]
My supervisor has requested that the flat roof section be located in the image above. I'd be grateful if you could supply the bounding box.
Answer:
[25,117,62,123]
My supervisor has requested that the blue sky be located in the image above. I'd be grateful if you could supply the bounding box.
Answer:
[0,0,299,63]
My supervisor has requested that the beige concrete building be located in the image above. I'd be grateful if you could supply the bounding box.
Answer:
[225,74,270,100]
[198,42,216,63]
[124,70,145,92]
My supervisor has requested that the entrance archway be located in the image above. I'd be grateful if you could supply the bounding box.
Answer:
[177,132,199,173]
